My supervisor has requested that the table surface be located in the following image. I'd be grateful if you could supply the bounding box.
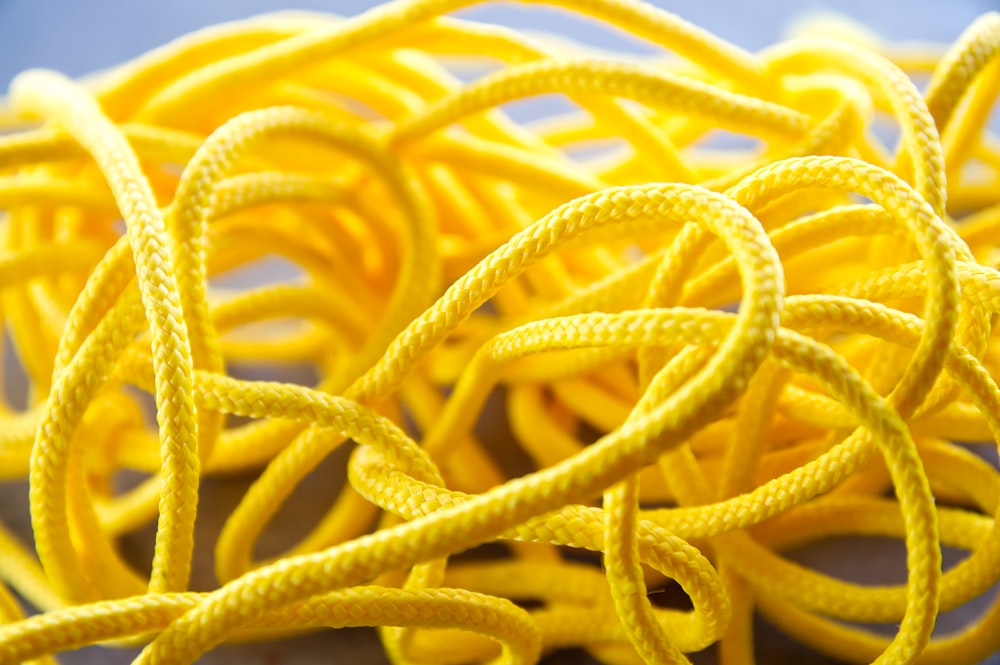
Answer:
[1,1,999,663]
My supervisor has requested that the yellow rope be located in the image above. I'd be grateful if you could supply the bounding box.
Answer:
[0,2,998,664]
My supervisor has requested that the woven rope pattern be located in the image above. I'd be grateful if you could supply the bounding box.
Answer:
[0,2,999,663]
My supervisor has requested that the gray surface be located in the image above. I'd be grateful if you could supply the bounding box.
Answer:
[1,1,999,664]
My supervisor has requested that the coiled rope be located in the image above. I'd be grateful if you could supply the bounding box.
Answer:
[0,2,999,664]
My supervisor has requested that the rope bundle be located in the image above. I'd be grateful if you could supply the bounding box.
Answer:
[0,1,999,663]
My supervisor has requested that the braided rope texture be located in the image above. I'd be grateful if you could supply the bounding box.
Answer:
[0,1,999,663]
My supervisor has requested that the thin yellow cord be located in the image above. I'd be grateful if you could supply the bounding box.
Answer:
[0,2,998,664]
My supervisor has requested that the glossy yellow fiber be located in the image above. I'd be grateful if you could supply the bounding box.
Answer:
[0,1,999,664]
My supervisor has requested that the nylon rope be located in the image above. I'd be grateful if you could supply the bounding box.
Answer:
[0,2,998,664]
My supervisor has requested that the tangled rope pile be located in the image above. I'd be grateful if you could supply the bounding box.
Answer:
[0,1,999,663]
